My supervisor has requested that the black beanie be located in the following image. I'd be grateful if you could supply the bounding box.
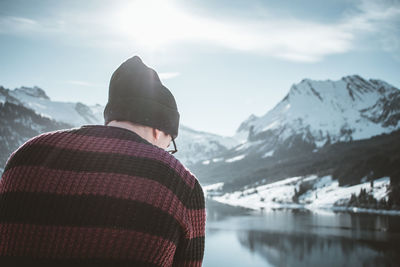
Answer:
[104,56,180,138]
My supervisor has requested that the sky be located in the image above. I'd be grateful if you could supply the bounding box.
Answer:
[0,0,399,136]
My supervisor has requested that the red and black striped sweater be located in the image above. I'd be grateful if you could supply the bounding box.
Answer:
[0,125,206,266]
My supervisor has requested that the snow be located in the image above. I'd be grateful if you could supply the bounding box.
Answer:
[301,177,389,210]
[203,182,224,197]
[8,89,102,127]
[174,125,240,166]
[203,182,224,191]
[209,175,399,215]
[261,121,280,132]
[203,182,224,196]
[262,150,274,158]
[225,154,245,163]
[234,144,244,151]
[14,86,48,99]
[88,104,105,124]
[233,131,249,144]
[202,157,224,164]
[237,76,399,152]
[233,140,264,152]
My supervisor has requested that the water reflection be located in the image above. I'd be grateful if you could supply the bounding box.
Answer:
[237,230,398,267]
[204,200,400,267]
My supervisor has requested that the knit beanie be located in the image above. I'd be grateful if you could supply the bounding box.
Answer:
[104,56,180,138]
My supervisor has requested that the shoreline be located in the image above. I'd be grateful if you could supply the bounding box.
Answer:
[205,176,400,216]
[209,197,400,216]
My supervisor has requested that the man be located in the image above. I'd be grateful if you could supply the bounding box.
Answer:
[0,56,206,266]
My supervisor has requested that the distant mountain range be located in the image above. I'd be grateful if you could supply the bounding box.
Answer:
[0,85,237,171]
[1,75,399,211]
[2,86,104,126]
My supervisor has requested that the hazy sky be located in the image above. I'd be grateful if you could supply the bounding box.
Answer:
[1,0,399,136]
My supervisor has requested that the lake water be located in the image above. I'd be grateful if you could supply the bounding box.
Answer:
[203,200,400,267]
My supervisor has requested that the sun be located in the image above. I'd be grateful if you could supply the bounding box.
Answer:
[112,0,192,49]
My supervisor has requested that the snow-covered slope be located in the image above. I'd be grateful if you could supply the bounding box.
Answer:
[206,176,399,215]
[236,75,400,154]
[174,125,239,165]
[7,86,102,126]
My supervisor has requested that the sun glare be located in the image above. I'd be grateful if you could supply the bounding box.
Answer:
[112,0,192,49]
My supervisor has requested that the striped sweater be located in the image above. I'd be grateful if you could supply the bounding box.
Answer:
[0,125,206,266]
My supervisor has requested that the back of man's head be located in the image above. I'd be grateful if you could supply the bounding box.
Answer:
[104,56,180,138]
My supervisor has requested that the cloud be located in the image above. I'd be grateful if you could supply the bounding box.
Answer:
[345,0,400,60]
[1,0,399,62]
[159,72,181,80]
[0,15,63,36]
[97,0,356,62]
[102,0,399,62]
[0,16,38,34]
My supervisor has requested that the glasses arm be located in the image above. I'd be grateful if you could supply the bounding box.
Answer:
[167,138,178,154]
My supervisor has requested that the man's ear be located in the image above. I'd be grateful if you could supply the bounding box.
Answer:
[152,128,161,141]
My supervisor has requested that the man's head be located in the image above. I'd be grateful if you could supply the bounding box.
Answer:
[104,56,180,139]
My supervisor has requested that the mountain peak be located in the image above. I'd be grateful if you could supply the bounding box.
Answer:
[342,74,364,81]
[14,86,50,100]
[288,75,397,103]
[236,114,258,133]
[237,75,399,150]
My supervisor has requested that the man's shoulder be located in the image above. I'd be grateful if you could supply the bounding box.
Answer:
[13,127,78,150]
[166,154,199,189]
[139,143,199,190]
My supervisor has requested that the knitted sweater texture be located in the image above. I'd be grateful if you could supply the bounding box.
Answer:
[0,125,206,266]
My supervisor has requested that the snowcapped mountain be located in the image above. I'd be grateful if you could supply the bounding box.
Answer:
[1,86,70,173]
[0,100,71,173]
[5,86,103,126]
[235,75,400,156]
[198,74,400,213]
[0,85,238,168]
[189,75,400,191]
[176,125,239,165]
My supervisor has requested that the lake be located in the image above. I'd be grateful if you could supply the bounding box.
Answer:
[203,200,400,267]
